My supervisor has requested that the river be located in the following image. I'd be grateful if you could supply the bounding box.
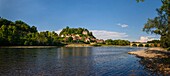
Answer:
[0,47,161,76]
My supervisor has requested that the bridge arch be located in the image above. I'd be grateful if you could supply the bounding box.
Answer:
[130,43,156,47]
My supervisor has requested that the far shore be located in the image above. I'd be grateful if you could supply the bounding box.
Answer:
[64,43,132,47]
[65,43,92,47]
[0,44,134,48]
[1,43,159,48]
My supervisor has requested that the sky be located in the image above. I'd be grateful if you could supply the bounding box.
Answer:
[0,0,162,42]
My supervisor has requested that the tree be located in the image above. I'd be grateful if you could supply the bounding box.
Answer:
[30,26,37,33]
[136,0,144,2]
[105,39,130,46]
[147,40,160,43]
[138,0,170,48]
[67,37,73,42]
[0,25,9,45]
[0,18,12,27]
[105,39,113,45]
[0,18,63,46]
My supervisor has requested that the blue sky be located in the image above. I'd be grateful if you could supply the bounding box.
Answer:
[0,0,162,42]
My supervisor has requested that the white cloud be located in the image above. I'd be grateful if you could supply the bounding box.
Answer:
[136,36,160,42]
[55,29,62,34]
[117,23,128,28]
[90,30,128,40]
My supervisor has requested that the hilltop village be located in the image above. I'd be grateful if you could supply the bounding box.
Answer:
[59,26,104,44]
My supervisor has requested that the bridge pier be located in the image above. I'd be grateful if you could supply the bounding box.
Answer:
[130,43,150,47]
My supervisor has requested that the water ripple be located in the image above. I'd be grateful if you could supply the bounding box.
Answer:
[0,47,158,76]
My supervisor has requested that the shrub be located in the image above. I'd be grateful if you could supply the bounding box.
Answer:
[138,44,143,47]
[154,43,157,47]
[145,44,150,47]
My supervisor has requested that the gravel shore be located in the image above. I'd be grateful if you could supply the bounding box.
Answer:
[128,47,168,58]
[128,47,170,75]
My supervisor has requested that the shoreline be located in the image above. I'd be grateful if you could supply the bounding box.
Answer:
[0,44,134,48]
[65,44,92,47]
[0,46,60,48]
[128,47,170,75]
[128,47,169,58]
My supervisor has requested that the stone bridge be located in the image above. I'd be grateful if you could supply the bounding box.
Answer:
[130,43,160,47]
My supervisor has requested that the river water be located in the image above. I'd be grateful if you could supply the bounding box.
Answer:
[0,47,161,76]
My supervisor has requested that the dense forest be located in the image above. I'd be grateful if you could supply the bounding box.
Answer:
[0,18,62,46]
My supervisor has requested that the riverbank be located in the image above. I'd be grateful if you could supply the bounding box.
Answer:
[0,44,93,48]
[0,44,134,48]
[65,43,131,47]
[128,47,170,75]
[65,43,92,47]
[128,48,169,58]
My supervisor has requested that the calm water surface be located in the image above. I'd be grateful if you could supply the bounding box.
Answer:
[0,47,160,76]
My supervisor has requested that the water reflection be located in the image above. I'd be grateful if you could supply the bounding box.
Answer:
[0,47,161,76]
[58,47,92,58]
[0,48,94,76]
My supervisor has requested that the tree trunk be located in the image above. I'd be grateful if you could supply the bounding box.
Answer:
[168,0,170,32]
[168,0,170,47]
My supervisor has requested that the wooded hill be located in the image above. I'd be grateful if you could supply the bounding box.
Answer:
[0,18,62,46]
[59,26,98,43]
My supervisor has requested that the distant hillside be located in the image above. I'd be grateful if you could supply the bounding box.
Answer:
[59,27,104,43]
[59,26,95,38]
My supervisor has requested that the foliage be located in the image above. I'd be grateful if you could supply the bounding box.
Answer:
[67,37,73,42]
[105,39,130,46]
[59,26,96,43]
[136,0,144,2]
[138,44,144,47]
[147,40,160,43]
[0,18,62,46]
[145,44,150,47]
[154,43,158,47]
[167,47,170,51]
[59,26,95,38]
[139,0,170,48]
[105,39,113,45]
[0,18,98,45]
